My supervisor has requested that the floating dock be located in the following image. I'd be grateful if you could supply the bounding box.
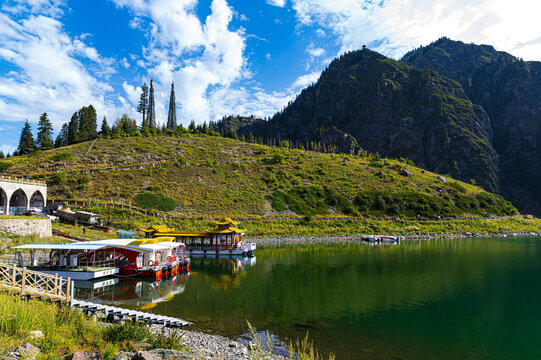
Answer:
[71,299,192,327]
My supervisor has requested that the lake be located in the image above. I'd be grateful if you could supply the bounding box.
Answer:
[74,237,541,359]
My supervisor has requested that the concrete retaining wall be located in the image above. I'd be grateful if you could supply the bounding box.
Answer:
[0,218,52,237]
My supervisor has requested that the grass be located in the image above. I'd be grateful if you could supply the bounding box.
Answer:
[247,320,334,360]
[0,293,189,359]
[0,134,518,218]
[60,206,541,238]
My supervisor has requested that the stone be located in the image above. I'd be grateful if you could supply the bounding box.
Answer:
[14,343,40,359]
[112,352,134,360]
[399,168,412,177]
[132,341,152,351]
[29,330,43,339]
[131,351,160,360]
[148,349,197,359]
[69,351,87,360]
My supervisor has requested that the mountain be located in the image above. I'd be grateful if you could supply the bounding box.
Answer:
[402,37,541,215]
[220,48,501,194]
[0,135,516,218]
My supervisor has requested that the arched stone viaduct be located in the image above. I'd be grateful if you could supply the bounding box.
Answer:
[0,178,47,215]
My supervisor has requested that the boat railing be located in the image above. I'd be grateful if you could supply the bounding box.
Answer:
[78,258,117,268]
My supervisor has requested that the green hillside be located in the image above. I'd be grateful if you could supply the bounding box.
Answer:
[0,134,517,219]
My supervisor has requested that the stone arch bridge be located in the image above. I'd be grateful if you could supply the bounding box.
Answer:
[0,177,47,215]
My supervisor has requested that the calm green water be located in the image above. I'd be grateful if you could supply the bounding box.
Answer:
[76,237,541,359]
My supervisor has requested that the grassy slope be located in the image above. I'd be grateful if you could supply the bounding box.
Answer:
[1,134,517,218]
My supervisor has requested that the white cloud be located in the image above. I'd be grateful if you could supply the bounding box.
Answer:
[121,57,131,69]
[267,0,286,7]
[307,44,325,57]
[265,52,271,60]
[0,144,16,156]
[2,0,65,18]
[291,71,320,88]
[115,0,248,125]
[0,10,130,131]
[291,0,541,60]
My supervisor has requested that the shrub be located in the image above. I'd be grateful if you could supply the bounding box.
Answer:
[103,322,149,343]
[53,172,67,184]
[0,161,13,171]
[270,191,288,212]
[134,192,177,212]
[51,153,73,161]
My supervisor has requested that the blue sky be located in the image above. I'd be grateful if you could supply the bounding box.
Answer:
[1,0,540,155]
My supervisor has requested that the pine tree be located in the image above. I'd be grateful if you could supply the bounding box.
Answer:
[188,120,196,132]
[67,112,79,145]
[0,151,4,159]
[17,120,36,155]
[77,105,97,141]
[100,116,110,136]
[55,123,68,148]
[36,112,54,150]
[148,79,156,129]
[167,82,177,130]
[137,83,149,129]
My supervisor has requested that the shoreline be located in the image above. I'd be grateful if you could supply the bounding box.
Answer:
[248,230,541,246]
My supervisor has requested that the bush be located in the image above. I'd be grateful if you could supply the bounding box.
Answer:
[0,161,13,171]
[134,192,177,212]
[270,191,288,212]
[51,153,73,161]
[103,322,149,343]
[53,172,67,184]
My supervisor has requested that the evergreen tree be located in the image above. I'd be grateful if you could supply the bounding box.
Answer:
[137,83,149,129]
[77,105,97,141]
[36,112,54,150]
[100,116,111,136]
[58,123,69,147]
[17,120,36,155]
[67,112,79,145]
[167,82,177,130]
[188,120,196,132]
[0,151,4,159]
[148,79,156,129]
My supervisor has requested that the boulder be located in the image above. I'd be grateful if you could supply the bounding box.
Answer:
[131,351,160,360]
[399,168,412,177]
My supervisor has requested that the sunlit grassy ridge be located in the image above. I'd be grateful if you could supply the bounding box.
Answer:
[1,134,518,218]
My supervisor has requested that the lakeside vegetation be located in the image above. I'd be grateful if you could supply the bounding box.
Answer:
[54,206,541,238]
[0,292,187,359]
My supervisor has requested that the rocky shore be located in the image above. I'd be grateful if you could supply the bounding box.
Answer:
[4,326,282,360]
[248,231,541,246]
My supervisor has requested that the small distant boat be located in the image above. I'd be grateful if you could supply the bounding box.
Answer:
[361,235,401,245]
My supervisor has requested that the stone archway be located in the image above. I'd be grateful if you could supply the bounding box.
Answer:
[9,189,28,215]
[29,190,44,209]
[0,187,6,215]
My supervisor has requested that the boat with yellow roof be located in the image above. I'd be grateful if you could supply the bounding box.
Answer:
[141,217,256,257]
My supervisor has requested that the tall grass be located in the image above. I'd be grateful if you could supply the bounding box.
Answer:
[247,321,335,360]
[0,292,188,359]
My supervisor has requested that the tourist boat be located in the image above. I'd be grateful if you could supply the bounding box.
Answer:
[141,218,256,257]
[361,235,401,245]
[15,237,191,281]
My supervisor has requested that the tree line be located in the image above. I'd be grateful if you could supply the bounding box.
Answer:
[9,80,185,157]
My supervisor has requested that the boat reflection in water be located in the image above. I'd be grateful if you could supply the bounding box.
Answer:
[190,255,256,275]
[73,256,256,308]
[74,274,188,309]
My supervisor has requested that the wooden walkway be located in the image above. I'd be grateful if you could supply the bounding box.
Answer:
[71,299,192,327]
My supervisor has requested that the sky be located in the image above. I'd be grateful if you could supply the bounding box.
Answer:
[0,0,540,155]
